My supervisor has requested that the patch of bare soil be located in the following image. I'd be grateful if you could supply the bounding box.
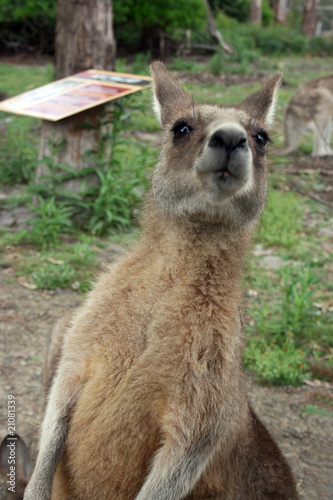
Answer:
[0,263,332,499]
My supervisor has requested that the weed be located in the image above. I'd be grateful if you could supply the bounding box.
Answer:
[0,118,38,184]
[132,52,151,75]
[303,405,333,418]
[258,190,304,249]
[279,265,322,340]
[28,99,152,237]
[27,197,73,248]
[209,51,224,76]
[244,340,309,386]
[31,262,76,290]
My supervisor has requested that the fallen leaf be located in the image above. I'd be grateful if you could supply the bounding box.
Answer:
[17,277,38,290]
[47,257,64,265]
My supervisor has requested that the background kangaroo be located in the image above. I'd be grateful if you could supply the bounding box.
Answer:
[280,74,333,157]
[24,62,298,500]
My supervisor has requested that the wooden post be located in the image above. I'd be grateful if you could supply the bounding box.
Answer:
[36,107,103,191]
[35,0,115,192]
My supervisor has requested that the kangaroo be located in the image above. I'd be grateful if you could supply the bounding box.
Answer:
[24,62,298,500]
[280,75,333,157]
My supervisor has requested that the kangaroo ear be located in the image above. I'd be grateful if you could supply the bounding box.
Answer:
[150,61,193,126]
[239,73,283,128]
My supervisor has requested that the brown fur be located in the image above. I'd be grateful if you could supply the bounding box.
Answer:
[281,75,333,156]
[24,62,298,500]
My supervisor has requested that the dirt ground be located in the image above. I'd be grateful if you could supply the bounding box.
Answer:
[0,257,332,500]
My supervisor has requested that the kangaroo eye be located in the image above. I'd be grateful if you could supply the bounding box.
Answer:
[254,130,269,147]
[172,121,193,140]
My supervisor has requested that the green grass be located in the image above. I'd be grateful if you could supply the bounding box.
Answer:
[0,62,52,97]
[0,62,51,185]
[303,405,333,418]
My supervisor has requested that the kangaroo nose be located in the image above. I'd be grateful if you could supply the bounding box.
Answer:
[208,128,247,152]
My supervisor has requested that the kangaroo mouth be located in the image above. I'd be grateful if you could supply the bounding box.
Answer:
[214,168,233,182]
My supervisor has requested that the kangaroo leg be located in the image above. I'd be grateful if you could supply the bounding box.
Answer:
[280,113,303,155]
[232,407,298,499]
[313,117,332,157]
[323,118,333,155]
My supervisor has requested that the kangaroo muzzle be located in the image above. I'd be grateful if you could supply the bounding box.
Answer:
[195,123,253,200]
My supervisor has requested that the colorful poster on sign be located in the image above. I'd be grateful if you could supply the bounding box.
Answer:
[0,69,152,122]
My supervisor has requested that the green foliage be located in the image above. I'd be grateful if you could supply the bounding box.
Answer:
[29,99,152,237]
[0,0,55,53]
[210,0,273,25]
[250,265,321,343]
[27,197,73,247]
[0,118,38,184]
[8,197,73,249]
[308,35,333,56]
[253,26,307,55]
[258,190,304,249]
[31,262,75,290]
[113,0,206,50]
[131,52,151,75]
[0,0,56,23]
[279,265,322,339]
[215,12,308,56]
[245,262,325,385]
[244,341,309,386]
[303,405,333,418]
[209,51,225,75]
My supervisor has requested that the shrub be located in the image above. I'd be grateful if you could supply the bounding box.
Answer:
[29,98,152,237]
[113,0,207,52]
[214,12,308,57]
[0,0,56,54]
[0,118,38,184]
[309,35,333,56]
[244,341,309,386]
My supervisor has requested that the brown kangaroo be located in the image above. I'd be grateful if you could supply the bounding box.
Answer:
[24,62,298,500]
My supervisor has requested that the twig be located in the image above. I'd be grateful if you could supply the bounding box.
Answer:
[289,184,333,209]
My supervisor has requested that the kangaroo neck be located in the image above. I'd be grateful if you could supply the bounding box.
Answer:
[141,198,255,288]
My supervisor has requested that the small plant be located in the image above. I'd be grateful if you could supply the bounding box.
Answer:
[27,197,73,248]
[244,341,309,386]
[258,190,304,249]
[31,262,76,290]
[209,51,224,76]
[248,264,321,344]
[279,264,322,339]
[0,118,38,184]
[303,405,333,418]
[28,99,151,237]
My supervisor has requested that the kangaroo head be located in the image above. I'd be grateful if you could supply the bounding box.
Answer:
[150,62,282,229]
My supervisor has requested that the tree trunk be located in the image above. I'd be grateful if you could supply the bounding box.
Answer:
[36,0,116,192]
[55,0,115,80]
[249,0,262,25]
[301,0,318,37]
[274,0,288,24]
